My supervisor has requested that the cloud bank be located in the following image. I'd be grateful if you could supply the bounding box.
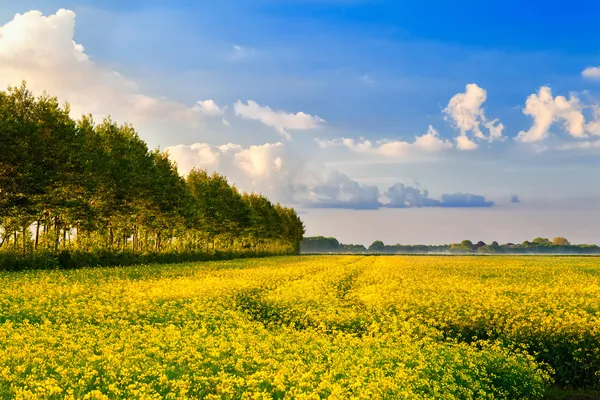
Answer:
[166,141,497,210]
[0,9,224,129]
[316,125,452,156]
[384,183,494,208]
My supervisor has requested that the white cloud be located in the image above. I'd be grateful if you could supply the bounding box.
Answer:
[455,135,478,151]
[0,9,222,129]
[234,100,325,139]
[165,141,383,209]
[443,83,504,149]
[166,141,313,203]
[316,125,452,156]
[194,100,225,116]
[293,170,381,210]
[582,67,600,79]
[517,86,586,142]
[585,105,600,136]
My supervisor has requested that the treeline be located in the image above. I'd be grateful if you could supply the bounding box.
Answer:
[300,237,367,253]
[0,83,304,270]
[302,236,600,254]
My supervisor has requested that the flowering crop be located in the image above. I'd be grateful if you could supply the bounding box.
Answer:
[1,255,597,398]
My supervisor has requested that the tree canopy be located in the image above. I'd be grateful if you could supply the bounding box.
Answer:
[0,83,305,267]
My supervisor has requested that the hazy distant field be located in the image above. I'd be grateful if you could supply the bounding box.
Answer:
[0,256,599,399]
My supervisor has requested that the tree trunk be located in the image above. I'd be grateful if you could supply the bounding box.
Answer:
[109,225,114,248]
[75,223,80,248]
[63,229,67,250]
[54,217,60,252]
[156,232,161,252]
[35,220,40,250]
[23,224,27,255]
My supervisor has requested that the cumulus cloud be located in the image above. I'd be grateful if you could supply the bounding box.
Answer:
[443,83,504,150]
[517,86,586,142]
[315,125,452,156]
[455,135,478,151]
[0,9,223,129]
[165,142,298,193]
[234,100,325,139]
[384,183,494,208]
[166,140,496,210]
[194,100,225,116]
[384,184,440,208]
[585,105,600,136]
[165,141,382,209]
[582,67,600,79]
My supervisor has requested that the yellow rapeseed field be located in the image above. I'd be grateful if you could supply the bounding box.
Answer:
[0,256,599,399]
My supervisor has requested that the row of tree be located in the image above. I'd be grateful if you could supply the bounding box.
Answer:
[301,236,600,254]
[300,237,367,253]
[0,83,305,268]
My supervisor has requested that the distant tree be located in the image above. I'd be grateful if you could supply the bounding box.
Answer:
[552,237,570,246]
[369,240,385,252]
[461,240,473,249]
[491,241,499,247]
[301,236,340,252]
[532,237,550,245]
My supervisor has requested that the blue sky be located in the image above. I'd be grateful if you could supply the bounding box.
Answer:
[2,1,600,244]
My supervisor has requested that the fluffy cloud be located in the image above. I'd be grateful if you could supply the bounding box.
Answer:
[166,141,382,208]
[384,184,440,208]
[234,100,325,139]
[384,184,494,208]
[165,142,299,195]
[194,100,225,116]
[166,141,496,210]
[316,125,452,156]
[582,67,600,79]
[455,135,478,151]
[517,87,586,142]
[443,83,504,150]
[0,9,223,129]
[585,105,600,136]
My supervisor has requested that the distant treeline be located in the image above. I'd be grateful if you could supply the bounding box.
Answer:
[0,83,305,270]
[302,236,600,254]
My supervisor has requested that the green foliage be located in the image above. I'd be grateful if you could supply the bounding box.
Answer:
[0,83,305,270]
[553,237,570,246]
[368,240,385,252]
[301,236,600,255]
